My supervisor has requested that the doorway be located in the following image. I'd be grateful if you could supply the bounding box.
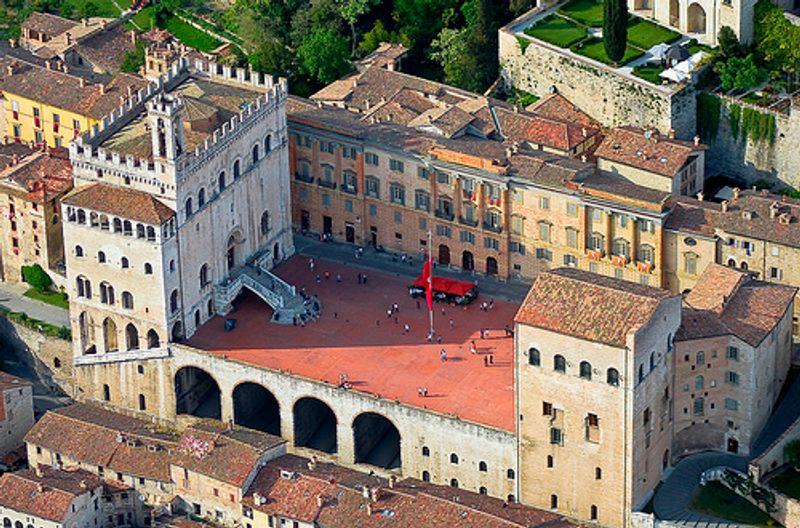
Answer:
[345,223,355,243]
[323,216,333,236]
[370,226,378,246]
[486,256,498,275]
[301,210,310,232]
[462,250,474,271]
[727,437,739,454]
[438,244,450,266]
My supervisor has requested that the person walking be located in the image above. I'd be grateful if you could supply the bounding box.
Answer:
[470,340,477,354]
[309,258,315,272]
[440,349,447,362]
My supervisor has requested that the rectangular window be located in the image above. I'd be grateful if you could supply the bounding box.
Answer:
[550,428,562,445]
[390,184,405,205]
[726,346,739,361]
[72,119,81,131]
[460,230,475,244]
[365,177,380,198]
[389,159,405,173]
[563,254,577,266]
[436,225,451,238]
[483,237,499,250]
[512,189,523,204]
[725,398,738,411]
[299,188,309,202]
[394,211,402,224]
[693,398,704,416]
[543,401,553,415]
[342,147,357,159]
[417,167,430,180]
[344,200,353,213]
[566,228,578,248]
[365,152,379,166]
[725,371,740,385]
[419,217,427,230]
[415,191,430,211]
[539,196,550,210]
[639,274,649,286]
[684,253,697,275]
[510,241,525,255]
[437,171,451,185]
[589,262,598,274]
[770,267,783,279]
[566,203,578,217]
[538,222,551,243]
[618,215,628,228]
[614,268,624,280]
[321,193,330,207]
[511,216,524,235]
[771,246,780,256]
[369,204,378,217]
[535,248,552,261]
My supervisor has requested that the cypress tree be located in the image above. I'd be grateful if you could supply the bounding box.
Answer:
[603,0,628,64]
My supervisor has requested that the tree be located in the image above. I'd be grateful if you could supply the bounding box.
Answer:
[151,0,180,28]
[430,27,476,88]
[718,26,743,59]
[603,0,627,65]
[297,27,351,85]
[339,0,378,55]
[785,439,800,470]
[21,264,52,292]
[120,40,146,73]
[359,19,410,55]
[715,54,766,92]
[510,0,535,16]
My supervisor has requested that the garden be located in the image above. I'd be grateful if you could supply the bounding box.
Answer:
[128,3,225,53]
[688,481,775,527]
[523,0,681,67]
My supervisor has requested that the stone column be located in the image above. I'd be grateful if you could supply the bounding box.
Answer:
[603,211,612,257]
[629,216,638,263]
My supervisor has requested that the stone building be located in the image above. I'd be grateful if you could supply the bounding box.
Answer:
[514,268,681,527]
[0,372,34,458]
[673,264,796,457]
[0,466,136,528]
[0,145,72,284]
[62,56,293,363]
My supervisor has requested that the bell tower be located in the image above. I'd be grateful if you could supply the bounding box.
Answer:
[147,93,185,162]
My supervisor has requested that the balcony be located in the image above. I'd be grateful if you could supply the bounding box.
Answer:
[482,221,503,233]
[586,249,604,261]
[341,184,357,195]
[294,172,314,183]
[317,178,337,190]
[459,216,478,227]
[435,209,455,221]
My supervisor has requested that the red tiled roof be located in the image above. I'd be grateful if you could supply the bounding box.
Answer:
[0,467,103,522]
[73,25,136,73]
[63,183,175,224]
[494,106,598,152]
[595,126,702,177]
[515,268,675,347]
[0,148,73,203]
[714,191,800,249]
[527,93,599,129]
[664,199,720,237]
[21,12,77,38]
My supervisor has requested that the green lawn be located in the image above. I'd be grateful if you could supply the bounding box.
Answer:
[163,15,221,52]
[770,470,800,500]
[627,17,681,49]
[524,14,586,48]
[88,0,123,18]
[129,5,154,30]
[558,0,604,26]
[632,63,665,84]
[572,38,644,65]
[24,288,69,310]
[688,482,775,528]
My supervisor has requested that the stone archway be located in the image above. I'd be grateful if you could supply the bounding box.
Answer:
[687,3,706,34]
[174,366,221,419]
[669,0,680,27]
[103,318,118,353]
[226,228,245,272]
[352,412,401,469]
[462,251,474,271]
[438,244,450,266]
[232,382,281,436]
[293,397,338,453]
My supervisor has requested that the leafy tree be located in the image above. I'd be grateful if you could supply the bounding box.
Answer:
[359,19,410,54]
[151,0,180,28]
[754,0,800,81]
[392,0,461,48]
[21,264,52,293]
[120,40,146,73]
[430,27,475,87]
[716,54,766,92]
[339,0,378,54]
[297,27,351,85]
[603,0,627,64]
[718,26,743,59]
[510,0,535,16]
[785,439,800,469]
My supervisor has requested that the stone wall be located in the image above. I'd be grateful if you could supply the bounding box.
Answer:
[0,316,73,396]
[498,10,697,138]
[749,414,800,483]
[705,97,800,190]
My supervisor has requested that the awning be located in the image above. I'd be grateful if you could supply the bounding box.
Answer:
[413,275,475,297]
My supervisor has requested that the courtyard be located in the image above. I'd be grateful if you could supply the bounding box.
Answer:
[187,256,518,432]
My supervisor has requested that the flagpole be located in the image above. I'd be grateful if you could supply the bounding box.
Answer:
[428,229,434,336]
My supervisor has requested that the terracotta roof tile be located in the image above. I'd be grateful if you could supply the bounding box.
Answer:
[714,191,800,248]
[515,268,675,347]
[21,12,77,39]
[0,148,73,203]
[664,199,720,237]
[595,126,703,177]
[0,467,103,522]
[494,106,598,152]
[73,25,136,73]
[63,183,175,224]
[527,93,598,128]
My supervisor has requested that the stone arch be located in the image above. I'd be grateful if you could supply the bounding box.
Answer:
[252,143,260,164]
[669,0,680,26]
[293,397,338,453]
[687,3,707,34]
[102,317,118,353]
[486,256,498,275]
[462,250,474,271]
[125,323,139,351]
[260,210,270,237]
[147,329,160,349]
[232,382,281,436]
[352,412,401,469]
[226,228,245,271]
[174,366,221,419]
[78,311,95,354]
[171,320,183,341]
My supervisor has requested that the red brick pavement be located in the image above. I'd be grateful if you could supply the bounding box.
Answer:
[188,256,518,431]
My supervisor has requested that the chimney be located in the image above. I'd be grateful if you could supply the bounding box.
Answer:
[733,187,740,200]
[366,504,373,516]
[721,200,729,213]
[130,30,136,45]
[34,465,42,477]
[581,127,588,138]
[364,99,370,110]
[5,64,14,76]
[668,128,675,139]
[770,201,779,219]
[79,78,86,88]
[370,487,380,502]
[127,85,134,97]
[388,475,397,489]
[8,38,16,48]
[693,135,700,146]
[44,60,51,70]
[79,480,87,489]
[82,18,88,27]
[513,105,519,113]
[697,191,704,202]
[352,78,358,88]
[505,147,513,159]
[100,83,106,95]
[581,154,587,163]
[316,495,325,507]
[65,32,72,45]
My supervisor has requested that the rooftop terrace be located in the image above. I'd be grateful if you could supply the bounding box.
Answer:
[188,256,517,431]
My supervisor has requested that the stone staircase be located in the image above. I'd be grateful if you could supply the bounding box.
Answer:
[214,262,319,324]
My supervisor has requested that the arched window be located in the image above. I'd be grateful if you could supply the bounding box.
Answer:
[99,215,109,230]
[740,261,748,271]
[528,347,541,366]
[554,354,566,373]
[479,461,487,472]
[696,351,705,365]
[547,455,553,468]
[260,211,270,236]
[76,276,91,298]
[169,259,175,272]
[123,220,132,236]
[77,209,86,224]
[479,486,487,495]
[450,453,459,464]
[450,479,459,488]
[146,226,156,241]
[727,257,736,267]
[52,214,59,225]
[75,245,84,257]
[551,494,558,509]
[90,212,99,227]
[185,197,193,217]
[113,218,122,232]
[507,469,515,480]
[265,134,271,152]
[144,263,153,275]
[121,257,129,269]
[591,505,598,520]
[422,446,430,456]
[170,290,178,313]
[252,144,259,164]
[233,160,241,179]
[122,291,134,310]
[208,299,214,316]
[422,471,430,482]
[200,264,209,287]
[136,223,145,238]
[695,375,704,390]
[218,171,226,192]
[126,323,139,350]
[580,361,592,380]
[98,250,106,263]
[198,188,206,207]
[595,467,602,479]
[100,282,114,305]
[147,329,160,349]
[607,368,619,386]
[638,364,645,383]
[194,309,200,328]
[612,237,630,259]
[649,352,656,371]
[138,394,146,411]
